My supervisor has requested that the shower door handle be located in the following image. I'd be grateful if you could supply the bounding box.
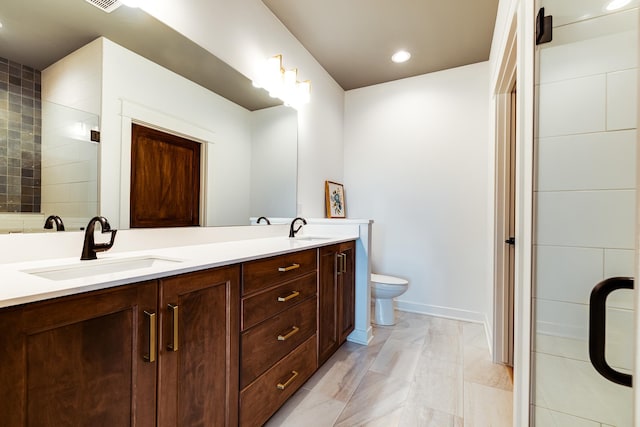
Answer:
[588,277,633,387]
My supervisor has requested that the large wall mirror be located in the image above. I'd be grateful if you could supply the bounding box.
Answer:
[0,0,297,233]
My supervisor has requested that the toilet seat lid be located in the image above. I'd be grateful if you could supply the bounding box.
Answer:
[371,273,408,286]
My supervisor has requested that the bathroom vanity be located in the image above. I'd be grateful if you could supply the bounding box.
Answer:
[0,234,359,426]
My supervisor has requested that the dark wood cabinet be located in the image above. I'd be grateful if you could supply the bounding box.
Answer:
[318,240,356,365]
[0,281,158,427]
[239,250,318,426]
[0,266,239,427]
[158,265,240,427]
[0,242,356,427]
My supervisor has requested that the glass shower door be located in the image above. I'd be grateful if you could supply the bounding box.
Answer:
[533,0,638,425]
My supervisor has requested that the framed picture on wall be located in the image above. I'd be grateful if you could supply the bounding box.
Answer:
[325,181,346,218]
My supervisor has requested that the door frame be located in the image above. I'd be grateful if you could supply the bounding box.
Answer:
[119,100,213,229]
[493,20,517,367]
[492,2,536,426]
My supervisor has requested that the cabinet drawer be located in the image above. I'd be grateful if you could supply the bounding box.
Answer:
[240,296,317,388]
[242,272,317,331]
[242,249,317,295]
[240,335,317,427]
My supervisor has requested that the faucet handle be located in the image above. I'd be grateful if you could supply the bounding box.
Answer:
[94,229,117,253]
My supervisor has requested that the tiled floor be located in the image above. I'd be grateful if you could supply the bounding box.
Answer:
[266,311,513,427]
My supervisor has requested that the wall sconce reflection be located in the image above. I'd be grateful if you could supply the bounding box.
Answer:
[253,55,311,109]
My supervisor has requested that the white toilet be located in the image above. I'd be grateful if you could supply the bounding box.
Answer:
[370,273,409,326]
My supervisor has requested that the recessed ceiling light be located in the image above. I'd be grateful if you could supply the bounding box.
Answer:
[606,0,631,11]
[391,50,411,64]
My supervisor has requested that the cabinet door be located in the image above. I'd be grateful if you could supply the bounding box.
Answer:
[157,265,240,427]
[318,244,339,366]
[0,281,158,427]
[338,241,356,343]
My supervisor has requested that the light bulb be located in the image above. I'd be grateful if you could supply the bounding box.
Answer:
[391,50,411,63]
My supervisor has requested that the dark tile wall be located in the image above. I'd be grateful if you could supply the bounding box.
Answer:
[0,57,42,212]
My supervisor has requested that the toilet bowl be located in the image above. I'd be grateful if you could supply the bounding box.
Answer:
[370,273,409,326]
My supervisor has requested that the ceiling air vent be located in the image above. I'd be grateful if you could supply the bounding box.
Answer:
[84,0,123,13]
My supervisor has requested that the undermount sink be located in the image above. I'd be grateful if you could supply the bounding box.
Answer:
[22,256,183,281]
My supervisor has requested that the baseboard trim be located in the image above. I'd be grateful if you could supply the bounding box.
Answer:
[395,300,487,324]
[347,325,373,345]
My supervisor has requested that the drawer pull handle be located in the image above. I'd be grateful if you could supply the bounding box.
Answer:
[144,311,156,363]
[277,370,299,390]
[168,304,179,352]
[277,326,300,341]
[278,291,300,302]
[278,263,300,272]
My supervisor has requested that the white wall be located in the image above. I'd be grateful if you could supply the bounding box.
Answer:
[344,62,492,324]
[250,105,297,218]
[41,39,102,115]
[141,0,345,217]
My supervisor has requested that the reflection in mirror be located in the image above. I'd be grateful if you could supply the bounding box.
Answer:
[41,102,99,231]
[0,97,99,233]
[0,0,298,233]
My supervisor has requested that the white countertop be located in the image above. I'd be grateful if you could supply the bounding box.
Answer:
[0,234,357,309]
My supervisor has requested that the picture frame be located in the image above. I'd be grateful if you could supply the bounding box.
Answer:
[325,181,346,218]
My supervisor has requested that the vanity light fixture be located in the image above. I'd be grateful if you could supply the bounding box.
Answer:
[252,55,311,109]
[606,0,631,10]
[391,50,411,63]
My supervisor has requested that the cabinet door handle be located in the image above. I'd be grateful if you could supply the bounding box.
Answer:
[276,370,299,390]
[278,263,300,272]
[336,253,343,276]
[277,326,300,341]
[277,290,300,302]
[167,304,179,352]
[144,311,156,363]
[340,253,347,273]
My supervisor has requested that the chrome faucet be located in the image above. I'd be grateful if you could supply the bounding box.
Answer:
[257,216,271,225]
[288,217,307,238]
[44,215,65,231]
[81,216,117,260]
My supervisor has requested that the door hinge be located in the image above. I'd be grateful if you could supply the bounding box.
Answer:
[536,7,553,45]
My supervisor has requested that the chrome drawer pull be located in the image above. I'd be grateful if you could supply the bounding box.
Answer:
[144,311,156,363]
[278,263,300,272]
[278,290,300,302]
[276,370,299,390]
[277,326,300,341]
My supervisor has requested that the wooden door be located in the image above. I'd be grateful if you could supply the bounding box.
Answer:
[318,244,339,365]
[130,124,201,228]
[338,241,356,344]
[0,281,158,427]
[157,265,240,427]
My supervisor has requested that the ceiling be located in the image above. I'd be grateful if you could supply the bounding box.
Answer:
[262,0,500,90]
[0,0,280,110]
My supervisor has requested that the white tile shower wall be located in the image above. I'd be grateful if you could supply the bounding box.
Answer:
[40,101,99,229]
[534,3,637,425]
[536,130,636,192]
